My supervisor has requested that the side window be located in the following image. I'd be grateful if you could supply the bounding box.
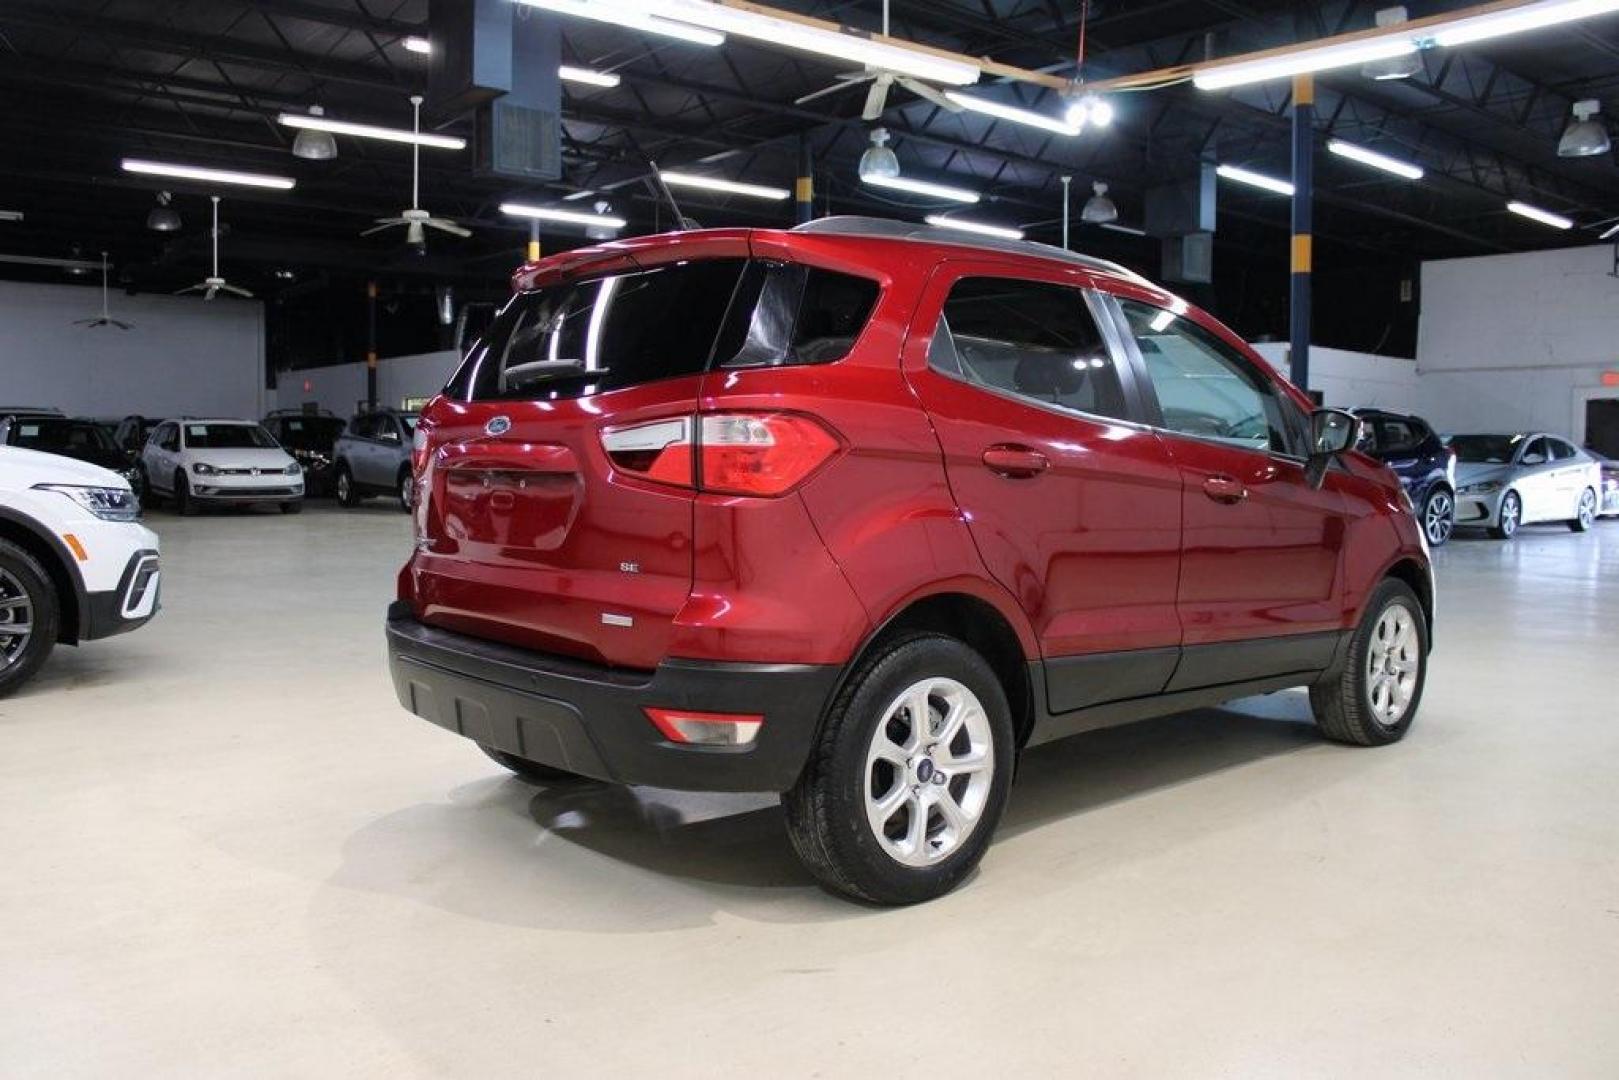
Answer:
[378,418,401,444]
[927,276,1131,422]
[1548,439,1575,461]
[158,424,178,452]
[1118,299,1302,456]
[1379,418,1420,454]
[1355,417,1380,452]
[719,264,880,368]
[351,416,377,440]
[1521,437,1548,465]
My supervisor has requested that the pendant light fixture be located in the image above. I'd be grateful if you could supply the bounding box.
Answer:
[146,191,182,232]
[291,105,339,161]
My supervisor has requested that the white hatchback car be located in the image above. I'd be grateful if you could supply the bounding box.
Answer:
[140,419,304,514]
[0,446,161,696]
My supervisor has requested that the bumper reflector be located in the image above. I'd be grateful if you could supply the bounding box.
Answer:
[644,707,764,746]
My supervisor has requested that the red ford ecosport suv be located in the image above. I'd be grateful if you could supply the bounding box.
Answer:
[388,217,1434,904]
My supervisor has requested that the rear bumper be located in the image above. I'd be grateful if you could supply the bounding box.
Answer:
[386,604,840,792]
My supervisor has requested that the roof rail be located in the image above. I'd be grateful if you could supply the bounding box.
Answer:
[790,216,1149,284]
[0,405,65,416]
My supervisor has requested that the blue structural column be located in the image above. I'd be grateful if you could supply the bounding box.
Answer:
[1290,73,1313,394]
[796,134,814,226]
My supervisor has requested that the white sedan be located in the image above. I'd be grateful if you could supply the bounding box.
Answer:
[1449,432,1603,539]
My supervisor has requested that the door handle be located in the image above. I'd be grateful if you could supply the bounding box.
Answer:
[1202,474,1248,504]
[982,445,1049,478]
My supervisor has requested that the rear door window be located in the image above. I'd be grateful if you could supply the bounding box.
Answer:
[926,276,1131,422]
[1378,418,1421,454]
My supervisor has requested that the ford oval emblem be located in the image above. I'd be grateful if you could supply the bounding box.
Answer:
[485,415,511,437]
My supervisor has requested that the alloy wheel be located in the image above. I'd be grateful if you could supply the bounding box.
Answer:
[863,677,995,867]
[1578,490,1596,530]
[1365,603,1420,726]
[1424,490,1454,545]
[1500,492,1520,536]
[0,568,34,670]
[337,472,351,502]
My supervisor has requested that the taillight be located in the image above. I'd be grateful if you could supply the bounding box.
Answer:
[601,412,838,497]
[411,423,431,476]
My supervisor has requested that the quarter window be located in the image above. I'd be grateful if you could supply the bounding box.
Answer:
[1118,299,1301,456]
[927,276,1130,422]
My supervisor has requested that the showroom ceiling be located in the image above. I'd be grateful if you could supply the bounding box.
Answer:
[0,0,1616,295]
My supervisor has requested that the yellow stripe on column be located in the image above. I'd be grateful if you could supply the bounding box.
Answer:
[795,176,813,202]
[526,239,541,262]
[1291,234,1313,273]
[1293,72,1314,106]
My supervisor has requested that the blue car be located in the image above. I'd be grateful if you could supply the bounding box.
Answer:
[1352,408,1457,546]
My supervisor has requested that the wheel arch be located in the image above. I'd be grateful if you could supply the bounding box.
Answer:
[835,587,1039,751]
[1381,557,1434,642]
[0,508,84,645]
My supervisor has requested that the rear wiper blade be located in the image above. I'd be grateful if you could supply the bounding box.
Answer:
[503,359,612,383]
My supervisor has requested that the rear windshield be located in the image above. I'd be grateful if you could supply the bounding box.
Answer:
[1449,433,1521,464]
[8,419,116,451]
[445,258,880,402]
[184,423,278,450]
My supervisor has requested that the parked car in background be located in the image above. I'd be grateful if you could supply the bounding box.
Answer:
[262,409,346,497]
[1588,451,1619,518]
[0,412,141,490]
[386,218,1435,904]
[1352,408,1456,546]
[0,446,160,696]
[1449,432,1602,538]
[138,419,303,515]
[113,416,161,460]
[333,409,418,511]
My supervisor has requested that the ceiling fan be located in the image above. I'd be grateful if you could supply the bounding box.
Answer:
[74,253,134,330]
[177,196,254,300]
[363,94,471,248]
[792,1,964,121]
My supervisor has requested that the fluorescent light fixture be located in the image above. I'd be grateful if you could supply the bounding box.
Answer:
[924,215,1024,240]
[658,170,790,201]
[1601,222,1619,240]
[1216,163,1295,196]
[1148,309,1176,332]
[862,173,980,204]
[559,65,621,88]
[1194,36,1418,90]
[403,36,432,54]
[514,0,725,47]
[1506,200,1574,229]
[623,0,980,84]
[1100,222,1147,236]
[1327,139,1425,180]
[0,210,22,222]
[121,158,295,190]
[276,112,465,150]
[1432,0,1619,47]
[945,92,1080,136]
[501,203,629,229]
[563,189,596,201]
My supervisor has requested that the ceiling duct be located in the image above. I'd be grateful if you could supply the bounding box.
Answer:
[432,0,562,182]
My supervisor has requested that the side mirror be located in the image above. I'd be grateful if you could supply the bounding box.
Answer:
[1305,408,1360,489]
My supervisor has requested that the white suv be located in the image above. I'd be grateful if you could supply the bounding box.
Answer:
[0,446,161,696]
[140,419,304,514]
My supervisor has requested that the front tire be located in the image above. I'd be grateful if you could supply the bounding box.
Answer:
[335,465,362,508]
[783,633,1014,905]
[1487,490,1520,540]
[1568,487,1597,532]
[0,539,59,698]
[479,744,581,784]
[174,471,198,516]
[1420,486,1455,547]
[1310,579,1428,747]
[397,468,414,513]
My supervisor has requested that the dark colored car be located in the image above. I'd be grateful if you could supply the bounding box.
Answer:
[333,409,418,511]
[0,412,141,488]
[262,410,347,496]
[1351,408,1456,546]
[113,415,160,458]
[385,217,1435,904]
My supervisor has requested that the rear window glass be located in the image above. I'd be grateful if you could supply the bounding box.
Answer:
[9,420,115,451]
[445,259,880,402]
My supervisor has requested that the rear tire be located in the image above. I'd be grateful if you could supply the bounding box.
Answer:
[1309,579,1428,747]
[397,468,413,513]
[782,633,1014,905]
[479,744,581,784]
[335,465,362,508]
[0,539,59,698]
[1568,488,1597,532]
[1487,490,1520,540]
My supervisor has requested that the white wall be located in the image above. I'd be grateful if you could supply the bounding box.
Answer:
[1417,245,1619,441]
[271,349,459,416]
[1251,343,1421,409]
[0,280,265,418]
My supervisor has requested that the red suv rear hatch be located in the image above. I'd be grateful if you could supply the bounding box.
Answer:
[408,243,752,669]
